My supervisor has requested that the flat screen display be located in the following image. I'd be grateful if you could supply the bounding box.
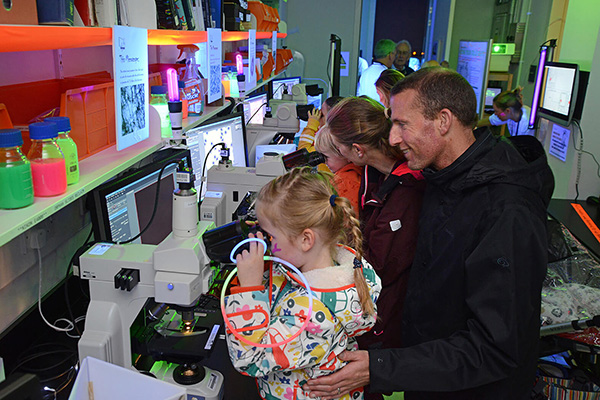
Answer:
[538,62,578,125]
[89,150,190,245]
[271,76,301,99]
[457,40,492,118]
[244,93,268,125]
[185,112,248,196]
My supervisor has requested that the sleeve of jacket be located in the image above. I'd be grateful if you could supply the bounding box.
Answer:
[297,118,320,151]
[224,285,339,377]
[363,181,423,287]
[368,204,547,392]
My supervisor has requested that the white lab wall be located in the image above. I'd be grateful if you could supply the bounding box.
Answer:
[543,22,600,200]
[283,0,362,97]
[0,201,89,333]
[360,0,377,64]
[448,0,495,70]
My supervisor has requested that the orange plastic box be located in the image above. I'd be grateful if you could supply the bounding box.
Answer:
[248,1,279,32]
[275,49,293,75]
[0,72,166,159]
[0,104,14,129]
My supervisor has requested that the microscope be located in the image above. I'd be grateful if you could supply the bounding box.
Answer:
[201,147,325,227]
[78,164,224,399]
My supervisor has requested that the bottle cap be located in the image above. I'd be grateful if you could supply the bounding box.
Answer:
[0,128,24,148]
[44,116,71,132]
[29,122,58,140]
[151,85,168,95]
[178,80,186,89]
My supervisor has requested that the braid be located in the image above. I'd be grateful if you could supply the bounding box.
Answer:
[332,196,376,316]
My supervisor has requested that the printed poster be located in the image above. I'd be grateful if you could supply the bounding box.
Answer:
[249,29,257,89]
[549,123,571,162]
[113,25,149,151]
[207,28,222,104]
[272,31,277,73]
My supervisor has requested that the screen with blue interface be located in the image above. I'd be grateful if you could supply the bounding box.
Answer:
[244,93,267,125]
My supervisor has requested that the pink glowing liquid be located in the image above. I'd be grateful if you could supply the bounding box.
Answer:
[30,158,67,196]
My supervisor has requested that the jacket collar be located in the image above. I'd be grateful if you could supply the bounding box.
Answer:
[362,160,424,207]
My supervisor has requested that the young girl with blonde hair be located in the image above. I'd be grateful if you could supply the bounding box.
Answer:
[224,167,382,400]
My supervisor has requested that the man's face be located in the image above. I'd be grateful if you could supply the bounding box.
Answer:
[394,43,411,69]
[389,89,442,170]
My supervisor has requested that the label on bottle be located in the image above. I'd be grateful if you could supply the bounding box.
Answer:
[182,80,204,114]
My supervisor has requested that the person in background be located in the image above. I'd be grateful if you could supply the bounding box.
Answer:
[315,125,362,214]
[357,39,397,102]
[298,96,344,172]
[225,167,382,400]
[304,67,554,400]
[393,40,415,76]
[375,69,405,108]
[477,87,535,136]
[421,59,440,68]
[326,96,425,400]
[440,60,450,68]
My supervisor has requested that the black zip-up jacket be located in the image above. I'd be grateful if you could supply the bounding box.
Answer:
[368,128,555,399]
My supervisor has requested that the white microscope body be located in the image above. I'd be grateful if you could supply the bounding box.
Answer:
[78,171,223,400]
[245,101,299,167]
[201,153,288,227]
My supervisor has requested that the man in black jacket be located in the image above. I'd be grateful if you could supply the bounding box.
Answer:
[304,67,554,399]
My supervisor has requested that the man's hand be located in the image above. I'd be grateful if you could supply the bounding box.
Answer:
[302,350,370,399]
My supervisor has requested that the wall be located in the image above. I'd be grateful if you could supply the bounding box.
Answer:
[0,201,89,334]
[360,0,377,63]
[515,0,553,104]
[448,0,495,70]
[542,10,600,199]
[283,0,362,97]
[431,0,452,63]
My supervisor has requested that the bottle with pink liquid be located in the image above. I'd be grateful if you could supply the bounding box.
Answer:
[27,122,67,197]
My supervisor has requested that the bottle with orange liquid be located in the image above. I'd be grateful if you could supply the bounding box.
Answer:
[27,122,67,197]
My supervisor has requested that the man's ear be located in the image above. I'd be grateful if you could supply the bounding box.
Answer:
[300,228,316,252]
[438,108,453,136]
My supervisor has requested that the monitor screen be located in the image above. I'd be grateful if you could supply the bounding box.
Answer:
[185,112,248,196]
[457,40,493,118]
[271,76,301,99]
[244,93,268,125]
[485,87,502,107]
[538,62,579,126]
[89,149,190,245]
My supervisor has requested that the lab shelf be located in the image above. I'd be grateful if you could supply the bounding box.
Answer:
[0,25,287,52]
[0,134,163,248]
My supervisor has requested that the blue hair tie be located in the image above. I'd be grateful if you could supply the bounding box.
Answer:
[353,258,363,269]
[329,194,338,207]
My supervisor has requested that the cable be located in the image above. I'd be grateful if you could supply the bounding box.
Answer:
[37,248,71,332]
[199,142,226,202]
[118,160,182,244]
[572,120,600,178]
[64,226,93,337]
[246,102,268,124]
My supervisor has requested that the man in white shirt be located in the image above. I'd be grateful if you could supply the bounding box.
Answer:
[357,39,397,102]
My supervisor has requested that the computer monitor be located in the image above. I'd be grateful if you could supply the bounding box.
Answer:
[485,87,502,107]
[185,112,248,196]
[457,40,493,118]
[270,76,301,99]
[88,149,191,245]
[538,62,588,127]
[243,93,268,125]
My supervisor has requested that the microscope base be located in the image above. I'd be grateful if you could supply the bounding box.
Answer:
[150,362,224,400]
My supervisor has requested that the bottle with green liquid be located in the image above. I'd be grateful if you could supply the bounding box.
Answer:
[0,128,34,209]
[45,116,79,185]
[150,85,173,139]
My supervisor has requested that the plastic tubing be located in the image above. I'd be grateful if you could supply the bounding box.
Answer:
[166,68,179,102]
[220,238,314,348]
